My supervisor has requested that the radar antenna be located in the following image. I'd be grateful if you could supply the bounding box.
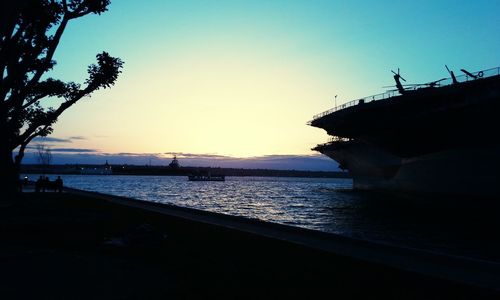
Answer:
[391,68,406,94]
[445,65,458,84]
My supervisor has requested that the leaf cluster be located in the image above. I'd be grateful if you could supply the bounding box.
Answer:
[0,0,123,162]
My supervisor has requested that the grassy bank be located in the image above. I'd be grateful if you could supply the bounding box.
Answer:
[0,192,497,299]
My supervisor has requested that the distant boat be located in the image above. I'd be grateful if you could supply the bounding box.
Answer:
[188,174,225,181]
[168,155,180,169]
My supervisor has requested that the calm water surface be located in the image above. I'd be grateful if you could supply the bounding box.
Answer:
[32,174,500,261]
[57,175,354,231]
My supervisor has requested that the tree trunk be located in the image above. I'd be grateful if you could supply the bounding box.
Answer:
[0,146,20,199]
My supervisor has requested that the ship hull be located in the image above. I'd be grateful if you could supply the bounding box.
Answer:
[319,144,500,198]
[311,70,500,198]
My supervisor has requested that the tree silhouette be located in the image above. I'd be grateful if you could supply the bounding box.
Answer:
[0,0,123,195]
[36,144,53,176]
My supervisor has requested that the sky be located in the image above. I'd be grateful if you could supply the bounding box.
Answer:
[30,0,500,169]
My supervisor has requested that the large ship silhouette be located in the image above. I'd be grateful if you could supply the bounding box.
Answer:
[310,66,500,198]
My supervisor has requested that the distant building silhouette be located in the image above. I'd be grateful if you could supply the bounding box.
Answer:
[80,160,113,175]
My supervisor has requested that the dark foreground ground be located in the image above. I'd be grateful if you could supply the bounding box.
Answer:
[0,192,498,299]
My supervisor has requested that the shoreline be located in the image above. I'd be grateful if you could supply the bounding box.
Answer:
[21,165,351,178]
[1,189,499,298]
[66,188,500,290]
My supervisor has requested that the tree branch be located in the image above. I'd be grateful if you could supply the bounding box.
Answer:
[5,15,69,133]
[12,85,92,150]
[62,0,68,13]
[25,17,69,94]
[14,126,46,168]
[20,79,68,110]
[0,21,29,104]
[21,93,51,110]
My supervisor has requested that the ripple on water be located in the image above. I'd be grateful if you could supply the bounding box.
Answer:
[28,174,500,262]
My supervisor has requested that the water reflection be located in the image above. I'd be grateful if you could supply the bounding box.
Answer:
[28,174,500,261]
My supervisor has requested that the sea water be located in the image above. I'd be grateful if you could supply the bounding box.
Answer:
[27,174,500,262]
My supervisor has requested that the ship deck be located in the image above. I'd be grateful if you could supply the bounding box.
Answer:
[310,69,500,158]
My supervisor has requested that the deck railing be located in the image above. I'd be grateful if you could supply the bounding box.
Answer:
[309,66,500,123]
[313,136,351,149]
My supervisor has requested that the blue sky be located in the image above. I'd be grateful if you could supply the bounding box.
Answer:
[33,0,500,170]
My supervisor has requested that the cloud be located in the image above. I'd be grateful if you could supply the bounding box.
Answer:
[115,152,164,157]
[68,136,86,140]
[163,152,230,159]
[24,145,98,153]
[51,148,97,153]
[32,135,88,144]
[32,136,72,143]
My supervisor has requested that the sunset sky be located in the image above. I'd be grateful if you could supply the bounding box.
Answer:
[33,0,500,169]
